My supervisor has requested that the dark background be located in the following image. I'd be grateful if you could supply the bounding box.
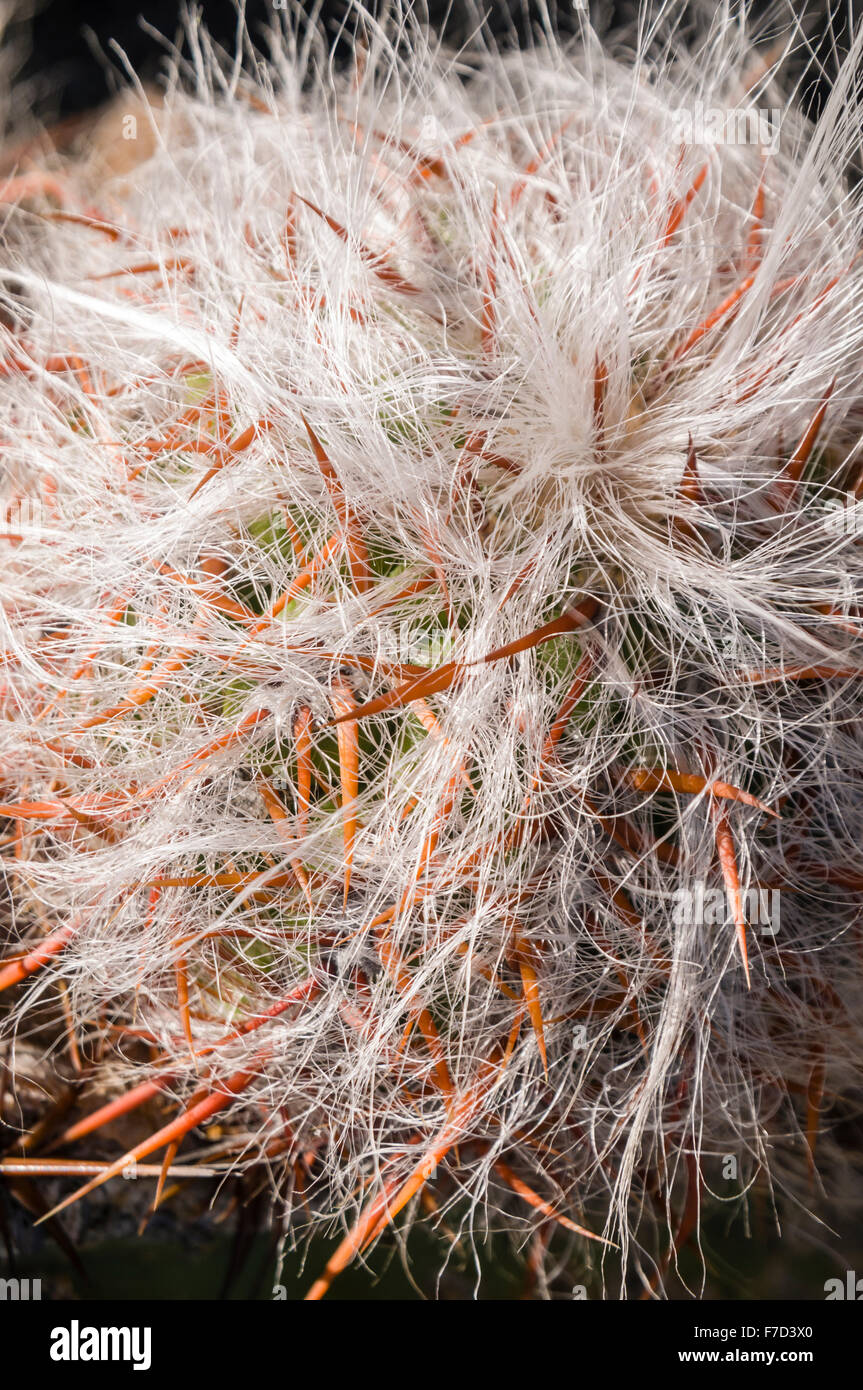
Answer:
[8,1,861,126]
[15,0,597,118]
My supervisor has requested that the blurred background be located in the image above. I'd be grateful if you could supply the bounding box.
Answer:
[6,1,862,126]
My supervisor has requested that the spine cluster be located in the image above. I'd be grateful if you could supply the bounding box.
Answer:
[1,2,862,1297]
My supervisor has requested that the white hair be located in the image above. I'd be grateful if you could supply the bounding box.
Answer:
[1,0,862,1298]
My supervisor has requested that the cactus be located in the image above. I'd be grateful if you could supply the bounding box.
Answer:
[1,2,862,1298]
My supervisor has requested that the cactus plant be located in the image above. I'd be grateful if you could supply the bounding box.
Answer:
[1,1,863,1298]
